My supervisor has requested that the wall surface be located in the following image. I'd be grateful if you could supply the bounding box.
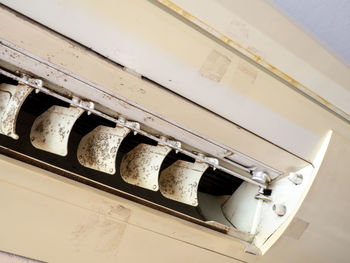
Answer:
[266,0,350,67]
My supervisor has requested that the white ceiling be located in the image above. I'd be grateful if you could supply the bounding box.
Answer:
[265,0,350,68]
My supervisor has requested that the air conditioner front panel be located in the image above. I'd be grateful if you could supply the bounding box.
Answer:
[0,3,346,262]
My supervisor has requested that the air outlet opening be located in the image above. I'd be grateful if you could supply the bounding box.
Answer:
[0,71,267,241]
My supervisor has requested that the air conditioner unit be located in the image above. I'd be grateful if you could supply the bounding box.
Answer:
[0,2,347,263]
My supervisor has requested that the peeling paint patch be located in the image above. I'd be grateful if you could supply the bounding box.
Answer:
[200,50,231,82]
[106,204,131,221]
[95,201,132,221]
[226,19,250,46]
[285,217,309,240]
[70,214,127,255]
[236,60,258,85]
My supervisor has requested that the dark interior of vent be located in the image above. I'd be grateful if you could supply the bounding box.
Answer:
[0,78,242,226]
[0,74,17,85]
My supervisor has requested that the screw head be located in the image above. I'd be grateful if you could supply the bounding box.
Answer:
[252,171,271,184]
[288,172,303,185]
[272,203,287,216]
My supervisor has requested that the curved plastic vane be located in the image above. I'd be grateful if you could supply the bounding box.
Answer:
[120,144,172,191]
[159,160,209,206]
[0,83,33,139]
[77,125,130,174]
[30,105,84,156]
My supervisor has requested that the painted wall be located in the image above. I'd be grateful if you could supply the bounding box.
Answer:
[266,0,350,67]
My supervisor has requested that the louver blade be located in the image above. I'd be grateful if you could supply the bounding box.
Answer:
[30,105,84,156]
[0,83,33,139]
[77,125,130,174]
[120,143,172,191]
[159,160,209,206]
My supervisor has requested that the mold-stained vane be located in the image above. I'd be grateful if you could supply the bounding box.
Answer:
[30,105,84,156]
[0,83,33,139]
[159,160,209,206]
[77,125,131,174]
[120,143,172,191]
